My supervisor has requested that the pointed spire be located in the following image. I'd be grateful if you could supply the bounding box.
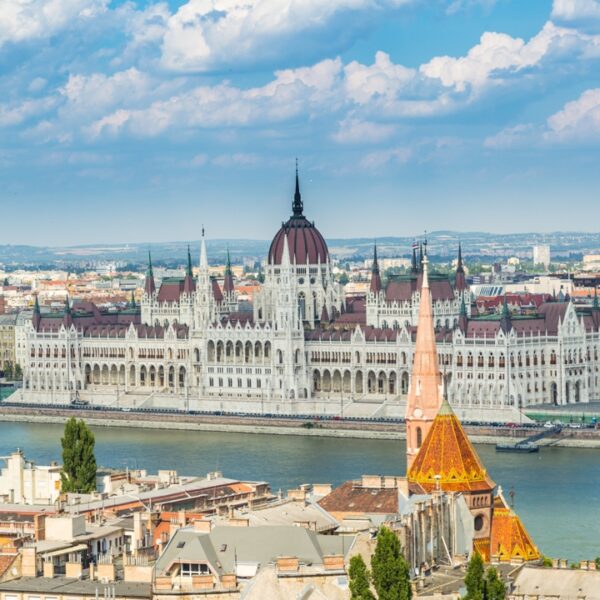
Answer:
[224,248,235,294]
[418,242,423,273]
[32,293,41,330]
[186,245,193,277]
[292,158,303,217]
[281,231,291,268]
[455,240,467,291]
[370,242,382,294]
[144,250,156,296]
[411,242,418,275]
[406,252,443,468]
[130,290,136,309]
[200,227,208,271]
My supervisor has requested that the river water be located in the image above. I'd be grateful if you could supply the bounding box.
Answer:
[1,422,598,561]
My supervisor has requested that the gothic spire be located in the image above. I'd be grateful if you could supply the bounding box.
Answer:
[411,242,418,275]
[370,242,382,294]
[292,158,303,217]
[224,249,235,294]
[455,240,467,291]
[144,250,156,296]
[186,245,193,277]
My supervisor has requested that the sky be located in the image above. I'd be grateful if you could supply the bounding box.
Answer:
[1,0,600,246]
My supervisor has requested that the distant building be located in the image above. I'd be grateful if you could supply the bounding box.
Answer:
[0,313,17,373]
[532,244,550,269]
[583,254,600,272]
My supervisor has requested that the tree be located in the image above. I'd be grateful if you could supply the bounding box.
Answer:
[464,553,485,600]
[349,555,375,600]
[485,567,506,600]
[60,418,97,493]
[14,364,22,381]
[371,527,412,600]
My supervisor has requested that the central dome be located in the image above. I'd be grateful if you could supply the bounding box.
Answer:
[268,170,329,266]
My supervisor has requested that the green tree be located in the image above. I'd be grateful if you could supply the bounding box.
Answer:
[14,364,22,381]
[596,557,600,570]
[485,567,506,600]
[371,527,412,600]
[348,555,375,600]
[60,418,97,493]
[464,553,485,600]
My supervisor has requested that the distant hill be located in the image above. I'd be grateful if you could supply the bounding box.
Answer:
[0,230,599,267]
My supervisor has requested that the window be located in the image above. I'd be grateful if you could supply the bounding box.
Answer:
[181,563,210,576]
[474,515,484,531]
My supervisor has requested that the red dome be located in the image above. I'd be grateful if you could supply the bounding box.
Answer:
[268,168,329,266]
[268,216,329,265]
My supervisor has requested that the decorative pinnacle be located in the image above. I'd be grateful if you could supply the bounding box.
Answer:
[292,158,303,217]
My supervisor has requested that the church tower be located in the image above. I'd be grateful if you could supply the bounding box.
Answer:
[405,252,443,469]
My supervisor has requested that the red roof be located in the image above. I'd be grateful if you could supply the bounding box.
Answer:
[268,216,329,265]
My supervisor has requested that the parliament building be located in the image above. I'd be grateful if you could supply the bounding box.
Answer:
[17,171,600,418]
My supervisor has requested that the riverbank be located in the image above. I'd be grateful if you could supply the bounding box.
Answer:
[1,405,600,447]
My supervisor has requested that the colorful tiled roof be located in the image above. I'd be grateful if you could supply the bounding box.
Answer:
[407,399,495,493]
[490,494,540,562]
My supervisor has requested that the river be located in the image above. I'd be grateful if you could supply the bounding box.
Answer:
[0,422,598,561]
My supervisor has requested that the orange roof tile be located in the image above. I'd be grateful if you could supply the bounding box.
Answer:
[407,399,495,493]
[490,494,540,562]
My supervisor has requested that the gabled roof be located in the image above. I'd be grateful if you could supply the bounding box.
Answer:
[407,399,495,493]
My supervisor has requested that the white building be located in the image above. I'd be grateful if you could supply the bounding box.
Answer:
[13,173,600,419]
[0,450,61,505]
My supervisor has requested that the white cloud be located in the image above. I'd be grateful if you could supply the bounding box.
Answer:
[421,22,600,93]
[85,58,343,138]
[552,0,600,21]
[546,87,600,141]
[332,117,395,143]
[212,153,260,166]
[0,0,108,47]
[159,0,413,72]
[344,51,415,105]
[0,97,57,127]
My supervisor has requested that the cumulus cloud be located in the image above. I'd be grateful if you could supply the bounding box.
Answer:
[545,87,600,141]
[158,0,414,72]
[552,0,600,21]
[0,0,108,47]
[421,22,600,94]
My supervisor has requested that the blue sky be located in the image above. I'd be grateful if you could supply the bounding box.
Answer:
[1,0,600,245]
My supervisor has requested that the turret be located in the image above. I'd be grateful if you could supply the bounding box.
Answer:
[370,243,382,294]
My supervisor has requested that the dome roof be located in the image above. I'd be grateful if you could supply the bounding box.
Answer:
[268,169,329,266]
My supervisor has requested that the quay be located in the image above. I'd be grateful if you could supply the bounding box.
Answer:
[1,404,600,448]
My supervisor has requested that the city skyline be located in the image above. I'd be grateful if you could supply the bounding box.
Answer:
[2,0,600,245]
